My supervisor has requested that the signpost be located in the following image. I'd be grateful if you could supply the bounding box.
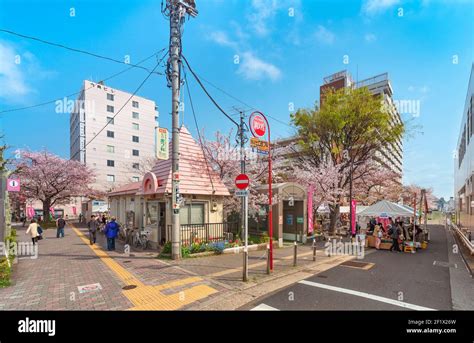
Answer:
[7,178,20,192]
[235,174,250,282]
[249,111,273,270]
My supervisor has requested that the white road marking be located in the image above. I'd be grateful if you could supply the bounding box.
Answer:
[298,280,436,311]
[251,303,279,311]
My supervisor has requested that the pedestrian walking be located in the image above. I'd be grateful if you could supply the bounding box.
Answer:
[87,215,100,245]
[101,214,107,226]
[56,216,66,238]
[104,217,120,251]
[388,218,401,252]
[26,219,40,245]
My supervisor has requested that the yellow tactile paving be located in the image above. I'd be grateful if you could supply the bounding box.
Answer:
[72,226,217,310]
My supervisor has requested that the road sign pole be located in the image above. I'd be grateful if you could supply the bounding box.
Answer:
[243,193,248,282]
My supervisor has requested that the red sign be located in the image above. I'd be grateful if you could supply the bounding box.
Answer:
[250,113,266,137]
[235,174,250,190]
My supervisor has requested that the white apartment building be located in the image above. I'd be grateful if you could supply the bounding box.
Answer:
[320,71,404,182]
[70,80,159,192]
[355,73,404,181]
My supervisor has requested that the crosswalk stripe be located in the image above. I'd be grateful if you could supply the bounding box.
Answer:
[298,280,436,311]
[251,303,279,311]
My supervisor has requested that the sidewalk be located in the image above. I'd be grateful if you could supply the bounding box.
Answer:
[0,222,358,310]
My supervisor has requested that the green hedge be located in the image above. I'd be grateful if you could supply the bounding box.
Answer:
[1,228,17,287]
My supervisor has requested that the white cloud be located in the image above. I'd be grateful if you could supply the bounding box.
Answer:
[237,51,281,82]
[364,33,377,42]
[0,41,31,100]
[247,0,279,37]
[208,30,238,50]
[362,0,400,15]
[314,25,335,44]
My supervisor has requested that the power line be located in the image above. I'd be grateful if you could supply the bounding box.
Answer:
[0,29,163,75]
[181,54,239,127]
[0,49,167,114]
[70,51,168,160]
[182,66,216,194]
[193,70,295,129]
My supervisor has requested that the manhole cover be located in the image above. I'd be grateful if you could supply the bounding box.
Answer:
[122,285,137,290]
[340,261,373,269]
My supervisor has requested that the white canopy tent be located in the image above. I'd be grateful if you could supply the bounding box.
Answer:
[358,200,414,218]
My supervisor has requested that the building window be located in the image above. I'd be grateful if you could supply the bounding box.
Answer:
[132,176,139,182]
[132,123,139,130]
[132,112,139,119]
[107,175,115,182]
[180,203,205,225]
[107,105,114,113]
[132,163,139,169]
[107,116,114,125]
[132,136,139,143]
[132,101,139,108]
[132,149,139,157]
[107,131,114,138]
[107,93,114,101]
[107,160,115,167]
[107,145,115,153]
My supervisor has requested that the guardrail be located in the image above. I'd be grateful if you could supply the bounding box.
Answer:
[450,222,474,256]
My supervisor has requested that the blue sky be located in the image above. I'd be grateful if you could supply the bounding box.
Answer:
[0,0,473,199]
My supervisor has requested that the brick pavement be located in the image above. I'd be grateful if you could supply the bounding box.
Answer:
[0,222,357,310]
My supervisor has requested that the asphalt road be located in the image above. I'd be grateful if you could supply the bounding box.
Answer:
[243,225,472,311]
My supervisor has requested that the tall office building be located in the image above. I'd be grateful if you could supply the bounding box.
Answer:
[70,80,159,191]
[320,70,404,182]
[454,64,474,230]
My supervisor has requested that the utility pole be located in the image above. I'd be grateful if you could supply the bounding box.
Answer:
[163,0,198,260]
[238,111,249,281]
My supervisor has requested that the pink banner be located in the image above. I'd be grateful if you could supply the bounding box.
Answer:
[27,206,35,219]
[72,206,77,215]
[308,185,314,234]
[351,199,357,235]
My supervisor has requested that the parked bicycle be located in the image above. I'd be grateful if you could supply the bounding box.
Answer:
[131,229,151,250]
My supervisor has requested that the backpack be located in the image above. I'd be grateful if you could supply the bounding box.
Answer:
[58,218,66,228]
[37,226,43,235]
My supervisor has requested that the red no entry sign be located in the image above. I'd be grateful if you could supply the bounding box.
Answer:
[235,174,250,190]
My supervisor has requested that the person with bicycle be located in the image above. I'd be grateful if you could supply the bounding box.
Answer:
[103,217,120,251]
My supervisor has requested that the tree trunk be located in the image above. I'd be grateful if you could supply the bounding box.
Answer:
[42,198,52,223]
[328,203,340,235]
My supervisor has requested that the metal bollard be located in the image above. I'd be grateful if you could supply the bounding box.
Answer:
[293,241,297,267]
[243,247,248,282]
[266,244,271,274]
[312,240,316,261]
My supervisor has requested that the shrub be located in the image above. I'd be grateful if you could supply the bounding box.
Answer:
[161,242,172,254]
[0,257,12,287]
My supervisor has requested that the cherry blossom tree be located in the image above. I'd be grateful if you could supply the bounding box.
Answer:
[200,129,281,223]
[13,150,96,222]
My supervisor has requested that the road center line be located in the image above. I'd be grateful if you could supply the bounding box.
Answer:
[298,280,436,311]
